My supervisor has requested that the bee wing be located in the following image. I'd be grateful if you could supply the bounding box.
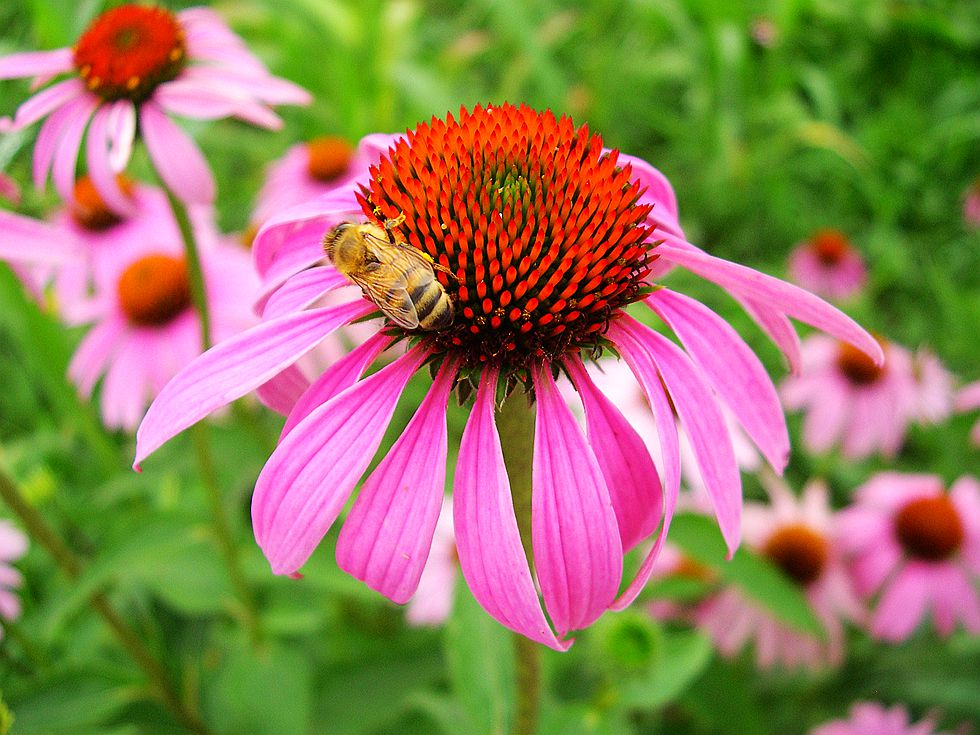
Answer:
[360,278,420,329]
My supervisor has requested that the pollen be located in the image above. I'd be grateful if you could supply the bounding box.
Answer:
[117,254,192,327]
[360,103,655,370]
[837,339,886,386]
[306,136,354,182]
[762,523,829,587]
[894,495,964,562]
[73,5,186,102]
[71,175,133,231]
[809,229,851,266]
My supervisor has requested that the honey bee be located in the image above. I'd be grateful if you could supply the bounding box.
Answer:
[323,216,454,331]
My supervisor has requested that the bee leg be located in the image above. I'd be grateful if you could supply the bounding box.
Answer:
[383,213,406,241]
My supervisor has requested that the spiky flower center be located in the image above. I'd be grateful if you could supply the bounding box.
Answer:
[71,175,133,230]
[74,5,186,102]
[762,524,828,587]
[307,136,353,182]
[360,103,654,370]
[837,340,886,386]
[895,495,964,562]
[117,253,191,327]
[809,229,851,266]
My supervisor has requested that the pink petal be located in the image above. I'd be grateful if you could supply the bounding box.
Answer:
[336,361,456,603]
[281,332,392,437]
[0,48,73,79]
[251,349,427,574]
[105,100,136,172]
[67,315,124,397]
[52,97,98,201]
[564,356,662,551]
[32,95,84,191]
[532,363,623,635]
[647,288,789,472]
[140,101,215,204]
[658,244,882,366]
[617,316,742,556]
[801,378,850,453]
[255,364,310,416]
[0,209,81,264]
[605,322,681,610]
[134,301,373,466]
[261,265,350,320]
[452,368,570,650]
[871,564,930,642]
[735,295,803,374]
[85,105,137,216]
[618,153,679,219]
[12,78,84,129]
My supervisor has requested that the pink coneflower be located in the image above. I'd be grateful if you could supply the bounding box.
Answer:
[135,104,880,648]
[955,381,980,446]
[964,179,980,229]
[911,349,955,425]
[837,473,980,642]
[0,4,310,208]
[0,519,28,640]
[694,478,864,670]
[787,229,867,301]
[810,702,951,735]
[406,496,457,627]
[781,334,919,458]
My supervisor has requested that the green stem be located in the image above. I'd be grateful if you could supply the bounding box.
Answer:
[496,391,541,735]
[160,185,211,351]
[0,467,211,735]
[190,423,261,644]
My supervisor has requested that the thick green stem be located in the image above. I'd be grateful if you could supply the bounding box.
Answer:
[190,424,261,644]
[496,392,541,735]
[160,185,211,351]
[0,468,211,735]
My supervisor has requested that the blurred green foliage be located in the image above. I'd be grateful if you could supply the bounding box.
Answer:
[1,0,979,734]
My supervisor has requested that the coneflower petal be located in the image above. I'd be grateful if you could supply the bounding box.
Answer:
[12,78,84,130]
[0,48,73,80]
[140,101,215,204]
[261,265,349,320]
[106,99,136,172]
[564,355,662,552]
[86,106,137,216]
[52,97,97,202]
[252,348,428,574]
[735,295,803,374]
[0,210,81,264]
[135,300,373,466]
[255,365,310,416]
[68,316,126,397]
[647,288,789,473]
[337,361,456,603]
[532,364,622,635]
[871,565,930,641]
[33,98,82,191]
[453,369,570,651]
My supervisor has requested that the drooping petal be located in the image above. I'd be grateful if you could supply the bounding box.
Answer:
[105,99,136,172]
[453,369,570,650]
[281,332,392,437]
[52,97,98,201]
[134,300,373,466]
[336,360,457,603]
[0,210,81,264]
[11,78,84,129]
[532,363,623,635]
[251,349,427,574]
[85,105,137,216]
[735,294,803,374]
[0,48,73,80]
[140,101,215,204]
[647,288,789,472]
[616,316,742,556]
[564,355,662,551]
[871,564,931,642]
[657,244,883,365]
[32,95,90,191]
[67,316,125,397]
[261,265,350,320]
[255,364,310,416]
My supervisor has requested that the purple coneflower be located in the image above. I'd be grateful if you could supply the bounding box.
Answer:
[0,4,309,208]
[406,496,458,627]
[837,473,980,642]
[135,104,880,648]
[0,520,28,639]
[810,702,951,735]
[787,229,867,301]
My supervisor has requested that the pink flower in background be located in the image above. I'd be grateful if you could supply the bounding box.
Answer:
[694,478,864,670]
[787,229,867,301]
[135,104,880,648]
[956,381,980,446]
[0,172,21,204]
[910,349,955,425]
[837,473,980,642]
[781,335,919,458]
[964,179,980,229]
[0,520,28,639]
[0,4,310,208]
[406,496,457,627]
[810,702,951,735]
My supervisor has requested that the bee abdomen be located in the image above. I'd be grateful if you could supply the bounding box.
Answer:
[415,284,454,330]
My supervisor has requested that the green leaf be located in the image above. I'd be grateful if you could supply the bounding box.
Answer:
[618,629,713,709]
[667,513,824,638]
[6,675,133,734]
[444,582,515,735]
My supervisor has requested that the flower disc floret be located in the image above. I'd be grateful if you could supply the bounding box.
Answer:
[71,175,133,230]
[360,103,655,369]
[73,5,186,103]
[117,253,191,327]
[894,495,964,562]
[762,523,828,586]
[810,229,850,265]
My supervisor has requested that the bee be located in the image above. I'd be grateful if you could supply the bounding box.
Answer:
[323,216,455,331]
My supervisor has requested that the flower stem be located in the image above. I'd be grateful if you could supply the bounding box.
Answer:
[190,423,262,645]
[496,391,541,735]
[160,185,211,351]
[0,467,211,735]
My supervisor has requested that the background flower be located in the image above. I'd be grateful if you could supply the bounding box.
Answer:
[787,229,867,301]
[0,519,28,639]
[810,702,951,735]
